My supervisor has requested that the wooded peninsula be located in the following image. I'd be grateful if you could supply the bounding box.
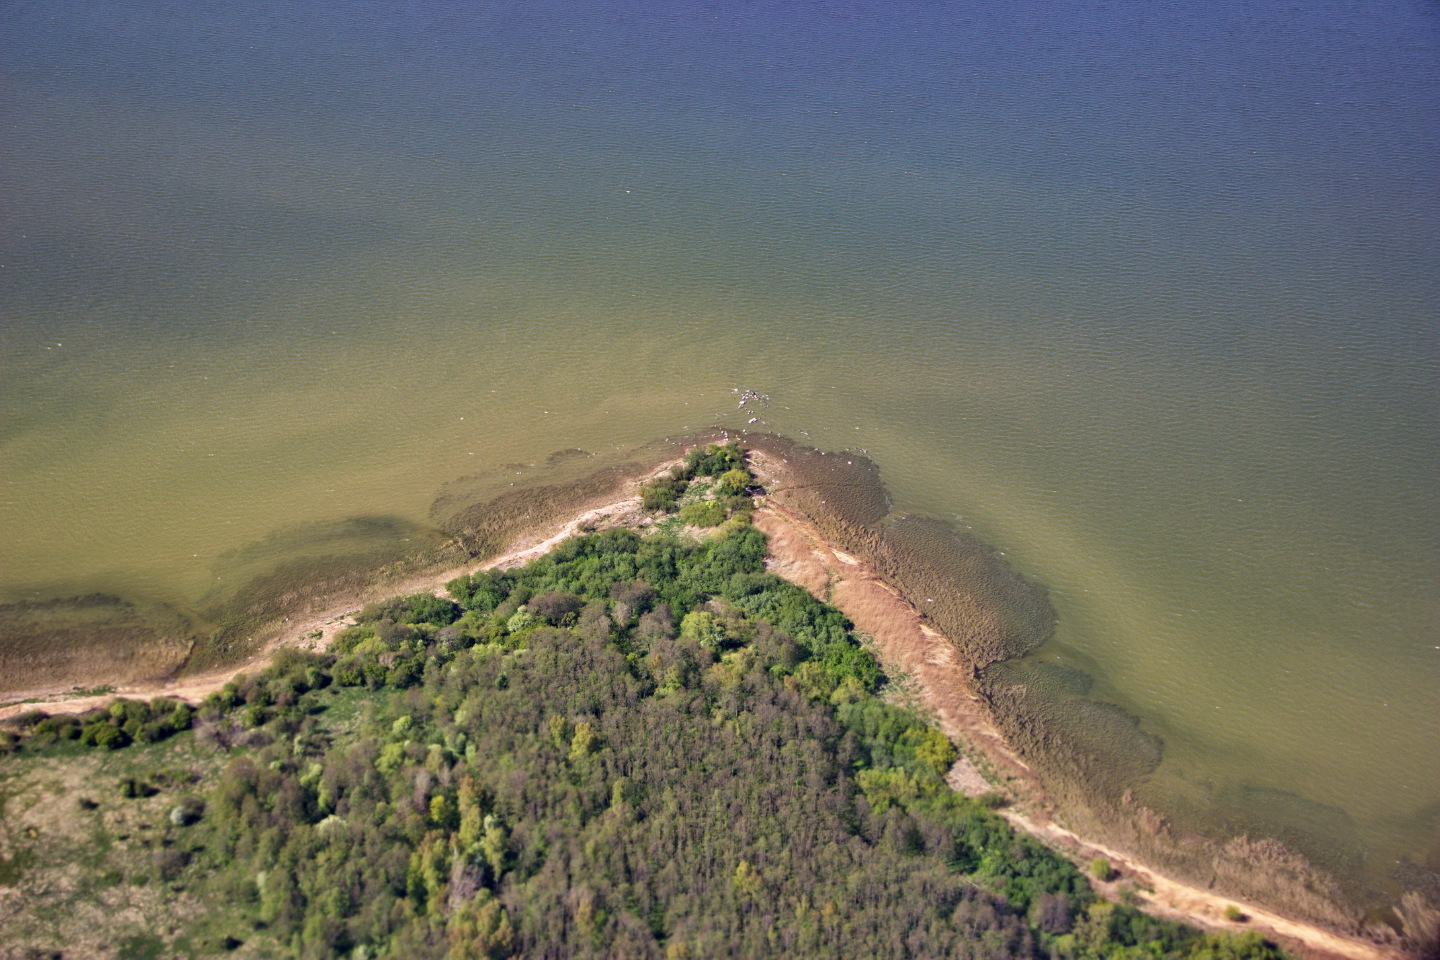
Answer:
[0,441,1416,959]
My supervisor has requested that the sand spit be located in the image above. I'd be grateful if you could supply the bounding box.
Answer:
[738,440,1422,960]
[0,436,1420,960]
[751,502,1042,800]
[749,495,1403,960]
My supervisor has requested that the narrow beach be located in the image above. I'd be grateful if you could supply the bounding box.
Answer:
[0,452,1411,960]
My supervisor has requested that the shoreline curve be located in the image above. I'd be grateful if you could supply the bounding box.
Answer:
[0,437,1421,960]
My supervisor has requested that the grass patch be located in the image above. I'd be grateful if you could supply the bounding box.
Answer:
[118,933,165,960]
[310,684,371,733]
[0,844,36,885]
[9,684,115,705]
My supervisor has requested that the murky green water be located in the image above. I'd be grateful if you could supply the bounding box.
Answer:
[3,0,1436,907]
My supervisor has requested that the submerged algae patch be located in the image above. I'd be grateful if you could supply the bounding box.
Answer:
[745,435,891,529]
[190,440,693,672]
[0,442,689,692]
[869,514,1056,668]
[744,431,1426,933]
[981,658,1164,801]
[213,514,439,569]
[748,432,1053,668]
[185,513,457,669]
[0,594,195,697]
[430,436,705,554]
[1210,784,1366,885]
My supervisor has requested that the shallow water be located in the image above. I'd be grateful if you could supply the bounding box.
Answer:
[3,0,1437,903]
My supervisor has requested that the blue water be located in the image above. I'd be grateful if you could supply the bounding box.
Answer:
[4,0,1437,907]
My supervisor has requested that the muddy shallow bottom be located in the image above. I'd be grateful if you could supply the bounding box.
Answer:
[742,433,1437,943]
[3,431,1436,948]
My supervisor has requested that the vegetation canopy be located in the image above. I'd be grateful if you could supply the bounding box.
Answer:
[0,452,1286,960]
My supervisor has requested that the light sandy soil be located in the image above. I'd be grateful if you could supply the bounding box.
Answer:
[1010,812,1406,960]
[0,455,1412,960]
[0,495,646,724]
[749,490,1406,960]
[750,503,1044,800]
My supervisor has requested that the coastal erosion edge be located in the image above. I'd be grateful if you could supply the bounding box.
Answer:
[2,433,1428,960]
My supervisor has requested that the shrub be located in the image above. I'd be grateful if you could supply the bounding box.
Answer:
[35,715,82,741]
[109,698,151,726]
[170,797,205,826]
[395,593,462,626]
[1090,857,1114,882]
[641,472,689,512]
[679,610,729,652]
[1223,905,1246,923]
[83,723,129,750]
[136,719,174,744]
[119,777,154,798]
[678,500,725,527]
[722,494,754,519]
[154,848,190,882]
[1033,892,1073,934]
[506,607,538,634]
[333,658,364,687]
[449,570,510,613]
[242,704,268,729]
[717,468,751,496]
[528,592,584,626]
[685,442,743,477]
[1186,932,1282,960]
[169,703,195,730]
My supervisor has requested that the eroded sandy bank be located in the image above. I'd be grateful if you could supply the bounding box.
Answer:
[0,494,649,723]
[750,494,1404,960]
[0,444,1416,960]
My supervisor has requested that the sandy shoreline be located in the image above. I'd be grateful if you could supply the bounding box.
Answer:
[0,449,1412,960]
[748,492,1403,960]
[0,494,648,723]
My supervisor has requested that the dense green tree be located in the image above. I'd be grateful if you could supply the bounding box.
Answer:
[678,500,725,527]
[3,456,1287,960]
[718,468,752,496]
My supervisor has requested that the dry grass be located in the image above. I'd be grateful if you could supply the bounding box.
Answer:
[0,738,226,959]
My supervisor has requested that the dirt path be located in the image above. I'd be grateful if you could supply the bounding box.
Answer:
[749,493,1405,960]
